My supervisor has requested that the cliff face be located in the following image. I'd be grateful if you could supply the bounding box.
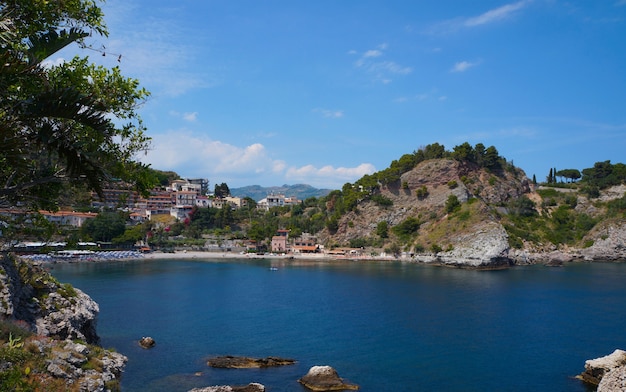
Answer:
[0,255,127,391]
[0,255,100,344]
[320,158,626,267]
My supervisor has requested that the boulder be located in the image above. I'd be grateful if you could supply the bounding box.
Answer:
[207,355,295,368]
[189,383,265,392]
[298,365,359,391]
[139,336,156,349]
[578,349,626,386]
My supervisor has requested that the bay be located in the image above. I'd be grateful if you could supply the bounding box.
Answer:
[48,259,626,392]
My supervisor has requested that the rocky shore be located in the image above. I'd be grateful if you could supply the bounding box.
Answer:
[578,349,626,391]
[0,254,127,391]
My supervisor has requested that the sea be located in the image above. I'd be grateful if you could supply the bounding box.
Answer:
[47,259,626,392]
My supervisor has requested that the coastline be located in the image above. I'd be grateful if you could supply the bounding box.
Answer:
[143,250,395,262]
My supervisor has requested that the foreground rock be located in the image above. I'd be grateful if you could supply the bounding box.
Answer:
[598,365,626,392]
[0,255,100,344]
[578,349,626,388]
[0,255,126,390]
[42,338,127,391]
[207,355,296,368]
[298,365,359,391]
[189,383,265,392]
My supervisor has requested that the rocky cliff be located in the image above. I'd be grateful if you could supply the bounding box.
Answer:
[0,254,126,391]
[319,158,626,267]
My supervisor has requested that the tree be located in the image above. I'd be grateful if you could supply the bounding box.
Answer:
[445,194,461,214]
[452,142,474,162]
[214,183,231,198]
[547,168,554,184]
[556,169,581,183]
[0,0,152,211]
[376,221,388,238]
[81,211,126,242]
[482,146,500,170]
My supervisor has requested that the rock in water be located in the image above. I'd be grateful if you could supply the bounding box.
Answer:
[139,336,156,349]
[207,355,295,368]
[578,349,626,387]
[298,365,359,391]
[189,383,265,392]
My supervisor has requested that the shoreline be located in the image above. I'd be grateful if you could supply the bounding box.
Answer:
[143,250,396,262]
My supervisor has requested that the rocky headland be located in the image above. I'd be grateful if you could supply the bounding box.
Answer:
[318,158,626,268]
[0,254,126,391]
[578,349,626,391]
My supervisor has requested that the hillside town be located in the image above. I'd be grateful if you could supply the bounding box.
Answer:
[1,178,326,256]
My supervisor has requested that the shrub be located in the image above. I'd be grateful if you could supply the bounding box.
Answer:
[371,194,393,207]
[392,217,420,241]
[445,195,461,214]
[447,180,458,189]
[416,186,429,199]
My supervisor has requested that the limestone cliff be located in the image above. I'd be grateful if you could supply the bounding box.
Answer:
[0,255,126,391]
[318,158,626,267]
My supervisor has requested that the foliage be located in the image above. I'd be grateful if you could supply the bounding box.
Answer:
[556,169,581,182]
[607,194,626,217]
[0,0,153,211]
[214,183,231,198]
[151,169,180,187]
[80,211,127,242]
[580,160,626,190]
[415,186,428,199]
[392,217,420,242]
[451,142,503,170]
[376,221,388,238]
[444,195,461,214]
[371,194,393,207]
[508,196,537,217]
[349,236,382,248]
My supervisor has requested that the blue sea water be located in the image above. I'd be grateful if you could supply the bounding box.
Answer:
[48,259,626,392]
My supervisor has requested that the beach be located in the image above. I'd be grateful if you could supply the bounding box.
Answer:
[143,250,377,262]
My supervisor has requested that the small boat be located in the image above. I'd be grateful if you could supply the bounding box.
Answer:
[269,267,279,271]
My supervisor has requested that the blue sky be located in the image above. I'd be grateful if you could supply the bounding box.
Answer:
[56,1,626,189]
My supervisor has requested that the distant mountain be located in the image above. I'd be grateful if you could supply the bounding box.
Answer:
[230,184,332,201]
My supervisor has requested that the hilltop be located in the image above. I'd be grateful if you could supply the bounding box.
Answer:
[309,144,626,267]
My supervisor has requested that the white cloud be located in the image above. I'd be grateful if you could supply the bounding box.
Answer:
[140,130,374,188]
[352,44,412,83]
[465,1,531,27]
[169,111,199,122]
[451,60,479,73]
[140,131,279,177]
[182,112,198,122]
[427,1,532,34]
[285,163,376,188]
[313,108,344,119]
[363,49,383,58]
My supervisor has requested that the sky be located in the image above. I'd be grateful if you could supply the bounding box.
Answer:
[55,0,626,189]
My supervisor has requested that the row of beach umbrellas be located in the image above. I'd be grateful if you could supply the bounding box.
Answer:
[19,250,144,262]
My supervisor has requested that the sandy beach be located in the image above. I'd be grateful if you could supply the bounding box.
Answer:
[143,250,394,262]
